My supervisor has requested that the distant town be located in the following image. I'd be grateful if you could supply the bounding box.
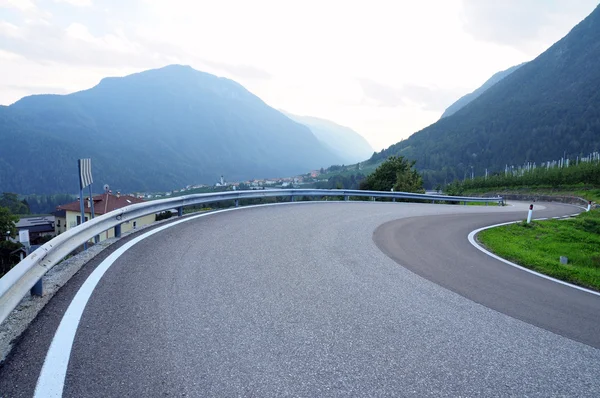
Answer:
[131,169,326,200]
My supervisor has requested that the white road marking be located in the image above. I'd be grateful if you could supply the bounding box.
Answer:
[467,222,600,298]
[33,202,307,397]
[33,199,591,396]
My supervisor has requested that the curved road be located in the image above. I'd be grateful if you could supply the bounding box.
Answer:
[1,201,599,397]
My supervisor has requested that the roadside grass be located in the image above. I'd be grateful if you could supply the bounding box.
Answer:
[466,201,500,206]
[478,210,600,291]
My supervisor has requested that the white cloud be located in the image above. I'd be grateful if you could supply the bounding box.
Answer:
[199,59,271,80]
[358,79,465,111]
[461,0,599,52]
[0,21,21,37]
[0,0,51,18]
[54,0,93,6]
[0,53,141,106]
[0,48,23,60]
[0,0,38,13]
[0,20,181,68]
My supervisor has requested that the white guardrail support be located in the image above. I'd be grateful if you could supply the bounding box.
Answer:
[0,189,501,325]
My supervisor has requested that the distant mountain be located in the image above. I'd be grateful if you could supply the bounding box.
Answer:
[440,63,525,118]
[283,112,374,164]
[370,4,600,188]
[0,65,343,194]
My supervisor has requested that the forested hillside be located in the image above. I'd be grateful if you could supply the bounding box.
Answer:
[0,65,343,194]
[370,4,600,188]
[440,63,525,118]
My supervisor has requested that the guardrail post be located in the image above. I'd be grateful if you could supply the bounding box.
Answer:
[114,224,122,238]
[31,279,43,296]
[291,195,295,202]
[344,195,349,201]
[235,199,239,207]
[178,207,183,217]
[432,200,435,204]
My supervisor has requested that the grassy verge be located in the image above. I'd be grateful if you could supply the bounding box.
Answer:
[478,210,600,291]
[466,201,500,206]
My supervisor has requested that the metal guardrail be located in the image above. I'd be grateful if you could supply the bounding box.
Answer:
[0,189,501,325]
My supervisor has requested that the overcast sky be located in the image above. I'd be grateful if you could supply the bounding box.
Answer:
[0,0,598,151]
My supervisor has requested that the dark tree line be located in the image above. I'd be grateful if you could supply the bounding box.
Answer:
[0,193,30,215]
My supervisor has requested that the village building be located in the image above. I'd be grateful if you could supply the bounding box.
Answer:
[54,192,154,242]
[16,216,55,244]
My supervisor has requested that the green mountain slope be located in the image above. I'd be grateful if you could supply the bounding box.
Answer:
[440,63,525,119]
[0,65,343,194]
[283,112,374,164]
[371,4,600,187]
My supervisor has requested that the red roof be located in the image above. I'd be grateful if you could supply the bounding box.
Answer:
[57,193,146,215]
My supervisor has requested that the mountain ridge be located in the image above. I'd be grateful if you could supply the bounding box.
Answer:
[370,4,600,187]
[0,65,343,194]
[440,63,526,119]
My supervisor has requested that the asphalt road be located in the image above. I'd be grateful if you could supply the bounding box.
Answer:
[374,207,600,349]
[1,201,599,397]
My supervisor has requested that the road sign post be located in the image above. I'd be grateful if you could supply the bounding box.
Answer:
[78,159,96,249]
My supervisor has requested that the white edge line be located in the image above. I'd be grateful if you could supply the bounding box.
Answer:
[467,221,600,298]
[34,200,595,396]
[33,202,306,397]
